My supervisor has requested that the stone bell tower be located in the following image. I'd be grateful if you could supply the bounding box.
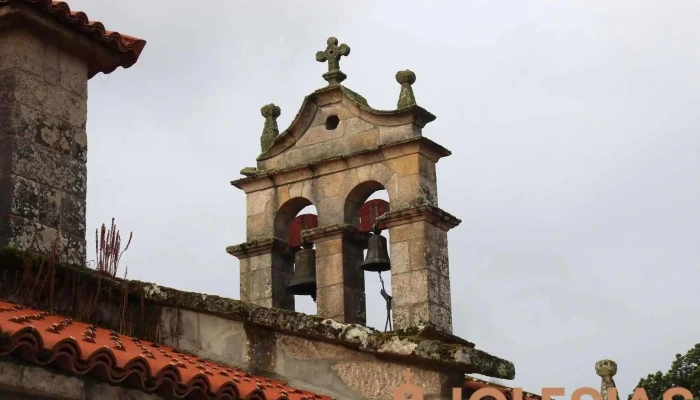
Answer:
[228,37,461,334]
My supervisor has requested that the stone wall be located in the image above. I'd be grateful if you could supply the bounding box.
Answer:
[0,360,160,400]
[159,307,465,400]
[0,27,88,265]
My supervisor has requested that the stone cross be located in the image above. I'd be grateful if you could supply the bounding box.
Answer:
[316,37,351,86]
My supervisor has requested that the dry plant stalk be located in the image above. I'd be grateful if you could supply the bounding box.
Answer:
[95,218,132,278]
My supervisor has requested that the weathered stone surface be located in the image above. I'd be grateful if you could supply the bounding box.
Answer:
[379,123,420,145]
[0,360,162,399]
[596,359,619,400]
[0,26,90,266]
[161,308,248,368]
[0,30,45,77]
[332,361,446,399]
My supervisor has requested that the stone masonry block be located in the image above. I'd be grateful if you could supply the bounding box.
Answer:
[389,240,409,274]
[10,174,61,228]
[317,283,365,324]
[343,117,375,136]
[355,164,372,183]
[317,283,344,320]
[396,173,438,207]
[20,363,86,399]
[368,162,394,186]
[418,153,437,181]
[317,195,344,226]
[276,185,290,207]
[391,269,440,307]
[246,213,274,240]
[74,128,87,162]
[0,30,45,77]
[284,138,349,169]
[0,68,46,107]
[314,172,345,199]
[316,252,343,287]
[378,123,420,146]
[35,115,75,156]
[315,237,342,257]
[386,153,421,177]
[246,188,274,216]
[42,42,61,85]
[388,221,422,243]
[296,123,344,147]
[332,360,453,400]
[240,270,251,300]
[43,83,87,128]
[250,267,272,300]
[59,51,88,98]
[10,137,87,197]
[345,128,378,154]
[0,103,38,141]
[60,192,85,236]
[439,274,452,309]
[393,302,452,334]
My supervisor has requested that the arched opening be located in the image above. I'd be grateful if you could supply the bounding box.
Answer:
[345,181,392,331]
[362,191,392,331]
[274,198,318,316]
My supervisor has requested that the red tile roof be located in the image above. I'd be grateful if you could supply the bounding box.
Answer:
[0,299,330,400]
[0,0,146,77]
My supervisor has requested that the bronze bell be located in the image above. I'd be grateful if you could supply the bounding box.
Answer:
[286,243,317,298]
[361,232,391,272]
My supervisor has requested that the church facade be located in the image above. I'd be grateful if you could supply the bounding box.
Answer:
[0,1,622,399]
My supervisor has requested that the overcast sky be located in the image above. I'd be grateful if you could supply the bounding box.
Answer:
[68,0,699,395]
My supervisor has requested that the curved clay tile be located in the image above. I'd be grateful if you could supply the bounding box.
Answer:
[0,0,146,76]
[0,300,330,400]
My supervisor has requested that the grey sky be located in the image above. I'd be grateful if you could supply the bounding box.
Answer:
[70,0,699,395]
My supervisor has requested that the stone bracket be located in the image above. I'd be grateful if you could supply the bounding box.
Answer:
[300,223,370,247]
[377,203,461,232]
[226,237,291,259]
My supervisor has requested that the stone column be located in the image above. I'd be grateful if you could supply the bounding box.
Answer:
[227,238,294,309]
[303,224,367,324]
[381,205,460,334]
[0,26,89,264]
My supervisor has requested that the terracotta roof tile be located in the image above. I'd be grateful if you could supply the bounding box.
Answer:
[0,299,330,400]
[0,0,146,76]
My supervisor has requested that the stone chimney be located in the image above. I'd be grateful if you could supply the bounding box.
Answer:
[0,1,145,264]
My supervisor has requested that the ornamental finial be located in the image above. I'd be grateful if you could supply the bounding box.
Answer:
[315,37,351,86]
[260,103,281,152]
[396,70,417,108]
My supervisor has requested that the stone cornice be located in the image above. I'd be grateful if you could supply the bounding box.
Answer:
[226,237,290,259]
[138,280,515,379]
[300,223,369,247]
[231,136,451,193]
[377,203,462,232]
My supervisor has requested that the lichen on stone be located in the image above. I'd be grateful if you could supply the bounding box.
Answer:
[260,103,281,153]
[396,69,417,108]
